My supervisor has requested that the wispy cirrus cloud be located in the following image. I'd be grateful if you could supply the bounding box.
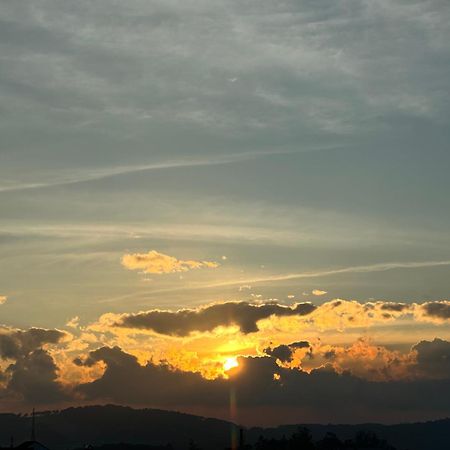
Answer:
[0,151,282,194]
[89,259,450,306]
[197,260,450,289]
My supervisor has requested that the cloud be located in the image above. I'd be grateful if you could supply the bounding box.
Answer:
[265,341,311,363]
[0,327,67,360]
[66,316,80,329]
[239,285,252,291]
[0,296,6,305]
[2,0,447,149]
[96,299,450,339]
[0,327,70,405]
[416,301,450,323]
[302,338,416,382]
[75,346,228,408]
[73,341,450,424]
[6,349,69,403]
[0,312,450,422]
[121,250,219,275]
[305,300,415,331]
[192,260,450,291]
[114,301,316,335]
[80,298,450,382]
[312,289,327,296]
[0,152,280,193]
[264,338,416,382]
[380,302,409,312]
[413,339,450,380]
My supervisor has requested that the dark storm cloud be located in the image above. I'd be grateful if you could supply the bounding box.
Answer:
[265,345,293,362]
[116,302,316,335]
[380,303,409,312]
[76,341,450,422]
[0,328,66,359]
[0,328,68,404]
[421,301,450,320]
[75,346,229,406]
[6,349,68,403]
[265,341,311,362]
[290,341,311,349]
[413,338,450,379]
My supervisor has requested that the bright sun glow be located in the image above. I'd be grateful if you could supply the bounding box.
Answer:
[223,356,239,371]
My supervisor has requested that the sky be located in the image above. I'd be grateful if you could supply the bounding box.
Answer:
[0,0,450,426]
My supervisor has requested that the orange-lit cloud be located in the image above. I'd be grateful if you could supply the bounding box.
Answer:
[300,338,415,382]
[65,339,450,425]
[66,316,80,329]
[0,301,449,424]
[69,298,450,384]
[121,250,219,274]
[1,298,450,416]
[0,296,7,305]
[84,299,450,369]
[312,289,327,296]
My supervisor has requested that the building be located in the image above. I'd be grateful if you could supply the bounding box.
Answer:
[9,410,50,450]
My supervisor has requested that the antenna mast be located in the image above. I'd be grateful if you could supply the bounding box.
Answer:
[31,408,36,441]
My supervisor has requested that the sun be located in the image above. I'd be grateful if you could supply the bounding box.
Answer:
[223,356,239,371]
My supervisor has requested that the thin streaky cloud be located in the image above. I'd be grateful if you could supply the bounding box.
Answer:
[0,149,294,194]
[97,259,450,304]
[0,157,239,194]
[203,260,450,288]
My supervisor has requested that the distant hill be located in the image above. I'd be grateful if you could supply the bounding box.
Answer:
[0,405,448,450]
[0,406,232,450]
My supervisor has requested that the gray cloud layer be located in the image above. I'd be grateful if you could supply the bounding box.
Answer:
[1,0,450,329]
[422,302,450,320]
[117,302,316,335]
[114,300,450,336]
[2,0,449,176]
[413,338,450,380]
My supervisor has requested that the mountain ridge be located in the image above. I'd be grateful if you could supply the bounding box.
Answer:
[0,405,448,450]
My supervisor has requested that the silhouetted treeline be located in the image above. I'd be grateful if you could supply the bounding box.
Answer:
[253,428,396,450]
[73,444,173,450]
[68,427,398,450]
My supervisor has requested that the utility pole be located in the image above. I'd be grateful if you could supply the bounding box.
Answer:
[31,408,36,442]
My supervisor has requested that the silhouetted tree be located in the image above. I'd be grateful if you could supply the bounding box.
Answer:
[316,432,344,450]
[252,429,397,450]
[254,435,288,450]
[188,439,202,450]
[288,427,315,450]
[352,431,396,449]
